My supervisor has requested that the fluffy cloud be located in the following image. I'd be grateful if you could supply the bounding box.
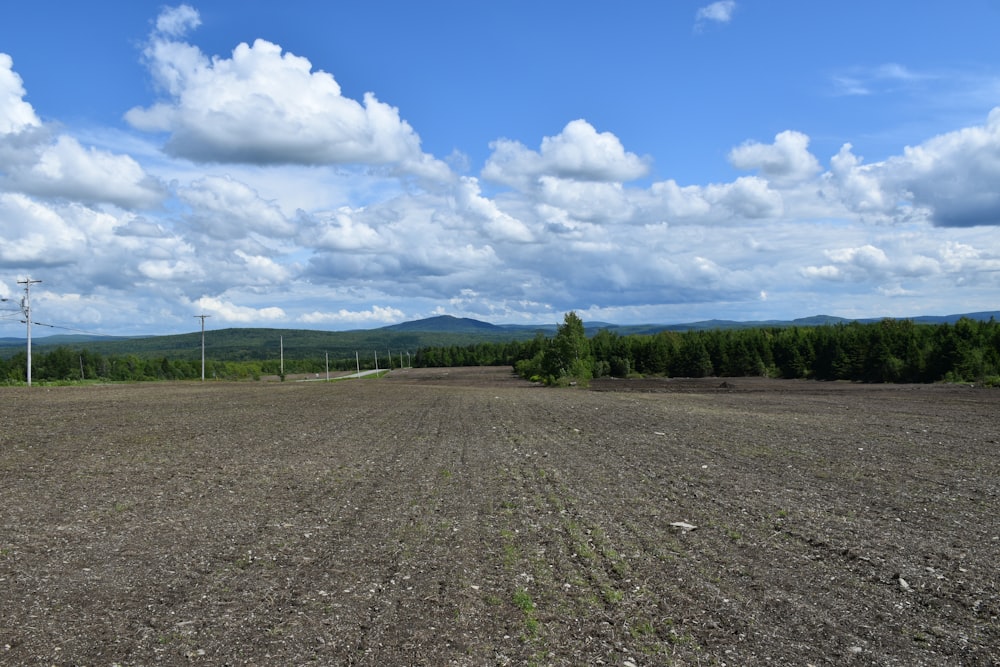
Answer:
[6,135,165,208]
[822,107,1000,227]
[801,240,950,287]
[178,175,295,240]
[482,119,649,190]
[536,177,635,225]
[299,305,405,325]
[826,144,894,217]
[0,193,86,267]
[642,180,713,219]
[729,130,822,187]
[0,55,164,208]
[137,257,204,282]
[232,249,291,285]
[126,6,446,179]
[482,121,793,229]
[307,208,384,252]
[705,176,784,219]
[883,107,1000,227]
[819,245,891,280]
[299,185,509,303]
[0,53,39,134]
[194,296,286,323]
[455,177,534,242]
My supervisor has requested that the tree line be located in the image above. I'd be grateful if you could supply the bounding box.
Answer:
[3,313,998,385]
[0,347,391,384]
[417,313,1000,386]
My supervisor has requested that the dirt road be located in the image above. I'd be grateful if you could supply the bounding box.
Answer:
[1,368,997,665]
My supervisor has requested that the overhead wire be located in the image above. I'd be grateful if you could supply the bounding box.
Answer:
[2,283,122,339]
[23,320,121,338]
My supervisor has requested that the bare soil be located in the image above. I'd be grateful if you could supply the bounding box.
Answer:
[1,368,997,666]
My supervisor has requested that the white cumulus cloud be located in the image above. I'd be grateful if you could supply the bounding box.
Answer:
[195,296,286,322]
[455,177,534,242]
[482,119,649,190]
[705,176,784,219]
[729,130,822,187]
[882,107,1000,227]
[307,208,384,252]
[8,135,165,208]
[821,107,1000,227]
[299,305,405,325]
[178,175,295,239]
[0,193,86,266]
[0,53,40,134]
[0,56,164,208]
[126,6,444,177]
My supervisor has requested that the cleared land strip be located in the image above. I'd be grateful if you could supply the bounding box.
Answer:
[0,370,997,665]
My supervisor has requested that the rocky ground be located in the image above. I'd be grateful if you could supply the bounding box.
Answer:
[1,367,997,665]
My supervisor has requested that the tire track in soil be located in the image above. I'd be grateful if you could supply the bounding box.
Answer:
[313,390,482,664]
[480,391,705,665]
[267,384,529,665]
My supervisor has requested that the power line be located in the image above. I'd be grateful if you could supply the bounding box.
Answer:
[22,320,121,337]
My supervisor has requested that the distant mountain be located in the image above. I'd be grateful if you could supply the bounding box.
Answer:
[632,312,999,332]
[656,315,851,332]
[0,322,543,362]
[2,311,996,361]
[379,315,506,333]
[905,311,999,325]
[372,310,999,338]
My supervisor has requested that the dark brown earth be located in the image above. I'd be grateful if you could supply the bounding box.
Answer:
[1,367,997,666]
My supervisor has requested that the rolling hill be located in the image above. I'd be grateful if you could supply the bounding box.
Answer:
[1,311,997,362]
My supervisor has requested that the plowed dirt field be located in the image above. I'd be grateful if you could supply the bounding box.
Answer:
[1,367,997,665]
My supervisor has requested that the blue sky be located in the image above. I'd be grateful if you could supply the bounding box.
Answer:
[1,1,999,335]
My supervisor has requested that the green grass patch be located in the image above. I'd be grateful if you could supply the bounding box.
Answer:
[512,589,540,638]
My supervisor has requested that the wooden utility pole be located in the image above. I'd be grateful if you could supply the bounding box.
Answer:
[17,277,42,387]
[194,314,210,380]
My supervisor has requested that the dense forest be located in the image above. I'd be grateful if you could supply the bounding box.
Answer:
[2,314,998,386]
[419,313,1000,386]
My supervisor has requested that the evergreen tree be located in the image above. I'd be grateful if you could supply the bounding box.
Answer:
[542,311,593,384]
[672,334,713,377]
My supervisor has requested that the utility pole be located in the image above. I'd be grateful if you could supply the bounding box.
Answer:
[194,314,210,381]
[17,277,41,387]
